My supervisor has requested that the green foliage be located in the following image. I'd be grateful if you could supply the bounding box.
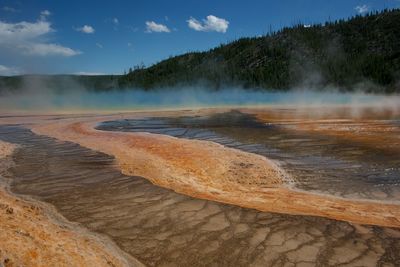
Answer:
[1,9,399,94]
[120,9,400,93]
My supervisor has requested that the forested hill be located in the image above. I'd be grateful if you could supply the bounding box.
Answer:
[1,9,399,94]
[120,8,400,93]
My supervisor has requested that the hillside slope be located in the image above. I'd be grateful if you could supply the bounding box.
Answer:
[1,9,399,94]
[120,9,400,93]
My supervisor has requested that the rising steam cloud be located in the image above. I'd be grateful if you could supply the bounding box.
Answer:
[0,76,399,119]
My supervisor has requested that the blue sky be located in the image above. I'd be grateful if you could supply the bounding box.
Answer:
[0,0,399,75]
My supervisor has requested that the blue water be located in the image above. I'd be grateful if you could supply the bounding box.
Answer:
[0,88,398,110]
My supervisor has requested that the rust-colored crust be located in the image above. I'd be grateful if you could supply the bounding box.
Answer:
[31,113,400,229]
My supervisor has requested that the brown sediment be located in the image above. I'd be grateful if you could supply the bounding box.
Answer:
[0,140,143,267]
[0,142,15,158]
[245,106,400,153]
[30,114,400,228]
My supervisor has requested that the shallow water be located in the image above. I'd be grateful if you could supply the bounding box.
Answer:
[97,111,400,202]
[0,125,400,266]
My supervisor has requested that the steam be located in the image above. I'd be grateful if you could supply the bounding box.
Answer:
[0,75,399,119]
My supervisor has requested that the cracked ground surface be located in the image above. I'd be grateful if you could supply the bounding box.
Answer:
[0,126,399,267]
[0,140,141,267]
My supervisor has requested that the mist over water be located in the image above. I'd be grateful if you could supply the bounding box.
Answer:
[0,84,399,115]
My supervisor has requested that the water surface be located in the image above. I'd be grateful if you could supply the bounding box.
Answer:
[1,125,399,266]
[97,111,400,202]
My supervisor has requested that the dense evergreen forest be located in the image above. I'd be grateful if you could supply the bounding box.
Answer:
[119,9,400,93]
[1,9,399,93]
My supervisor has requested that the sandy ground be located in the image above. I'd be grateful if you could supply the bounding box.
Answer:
[24,109,400,228]
[0,140,143,267]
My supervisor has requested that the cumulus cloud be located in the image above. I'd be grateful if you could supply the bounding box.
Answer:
[187,15,229,33]
[0,20,52,42]
[0,64,20,76]
[21,43,81,56]
[76,25,95,34]
[145,21,170,33]
[355,4,369,14]
[0,19,81,57]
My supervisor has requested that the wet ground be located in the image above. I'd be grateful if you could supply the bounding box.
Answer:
[97,111,400,202]
[0,125,400,266]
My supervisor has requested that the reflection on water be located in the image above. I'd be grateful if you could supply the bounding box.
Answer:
[97,111,400,202]
[0,126,400,266]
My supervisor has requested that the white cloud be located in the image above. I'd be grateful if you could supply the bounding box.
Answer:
[187,15,229,33]
[355,5,369,14]
[40,10,51,21]
[0,64,20,76]
[113,18,119,25]
[145,21,170,33]
[96,42,103,48]
[187,18,203,31]
[76,25,95,34]
[0,19,80,57]
[21,43,81,56]
[0,20,52,42]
